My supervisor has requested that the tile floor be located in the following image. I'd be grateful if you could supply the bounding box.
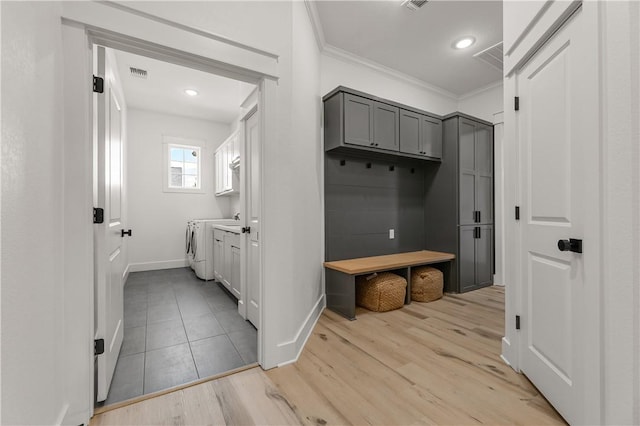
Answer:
[103,267,257,406]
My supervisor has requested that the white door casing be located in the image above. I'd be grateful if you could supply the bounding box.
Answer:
[244,107,260,329]
[515,6,600,424]
[94,46,126,403]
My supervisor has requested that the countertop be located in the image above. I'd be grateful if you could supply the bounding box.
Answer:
[214,224,242,233]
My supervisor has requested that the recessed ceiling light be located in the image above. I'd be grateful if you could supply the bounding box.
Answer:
[453,36,476,50]
[184,89,198,97]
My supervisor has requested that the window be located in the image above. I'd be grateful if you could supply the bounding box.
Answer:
[163,137,204,193]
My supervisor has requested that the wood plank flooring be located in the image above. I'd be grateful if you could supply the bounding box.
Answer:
[91,286,566,425]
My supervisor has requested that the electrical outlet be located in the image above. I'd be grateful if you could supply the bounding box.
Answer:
[389,229,395,239]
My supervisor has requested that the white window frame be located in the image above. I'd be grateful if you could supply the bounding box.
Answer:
[162,136,205,194]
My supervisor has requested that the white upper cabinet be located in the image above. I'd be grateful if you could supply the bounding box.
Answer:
[215,130,239,196]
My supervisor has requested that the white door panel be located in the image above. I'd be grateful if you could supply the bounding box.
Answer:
[517,9,588,424]
[95,46,125,403]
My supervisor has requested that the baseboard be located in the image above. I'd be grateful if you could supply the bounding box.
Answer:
[123,263,131,284]
[127,259,188,273]
[61,406,90,426]
[501,336,518,372]
[276,294,326,367]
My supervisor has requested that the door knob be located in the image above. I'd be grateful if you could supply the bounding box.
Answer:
[121,229,132,237]
[557,238,582,253]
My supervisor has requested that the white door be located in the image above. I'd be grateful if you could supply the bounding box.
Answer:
[243,107,260,328]
[94,46,126,402]
[516,9,596,424]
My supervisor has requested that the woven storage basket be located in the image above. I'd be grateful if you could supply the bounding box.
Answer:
[355,272,407,312]
[411,266,443,302]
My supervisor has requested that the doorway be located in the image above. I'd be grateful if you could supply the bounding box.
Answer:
[93,44,263,407]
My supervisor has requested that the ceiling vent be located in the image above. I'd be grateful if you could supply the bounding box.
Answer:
[129,67,148,79]
[473,42,504,72]
[402,0,428,11]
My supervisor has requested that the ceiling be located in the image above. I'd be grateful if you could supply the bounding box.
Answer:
[314,0,503,96]
[114,50,255,123]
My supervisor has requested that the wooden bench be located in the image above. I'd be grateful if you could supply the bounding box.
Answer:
[323,250,455,320]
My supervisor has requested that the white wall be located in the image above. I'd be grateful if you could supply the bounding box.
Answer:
[457,83,504,123]
[127,109,232,270]
[265,0,324,363]
[1,2,68,424]
[320,54,457,115]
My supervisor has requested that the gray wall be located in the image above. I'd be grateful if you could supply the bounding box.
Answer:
[325,152,434,261]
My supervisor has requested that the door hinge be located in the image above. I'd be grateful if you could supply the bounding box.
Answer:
[93,207,104,224]
[516,315,521,330]
[93,75,104,93]
[515,206,520,221]
[94,338,105,355]
[514,96,520,111]
[241,226,251,234]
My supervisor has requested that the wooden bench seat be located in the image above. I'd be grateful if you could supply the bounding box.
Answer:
[324,250,455,320]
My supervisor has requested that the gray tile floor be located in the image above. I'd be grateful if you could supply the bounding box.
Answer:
[103,267,257,406]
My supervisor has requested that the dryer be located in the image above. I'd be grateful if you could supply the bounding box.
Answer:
[185,219,237,280]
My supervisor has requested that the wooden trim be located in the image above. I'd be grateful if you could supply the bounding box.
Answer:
[93,363,259,415]
[324,250,455,275]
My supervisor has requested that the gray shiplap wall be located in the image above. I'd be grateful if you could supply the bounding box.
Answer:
[325,152,435,261]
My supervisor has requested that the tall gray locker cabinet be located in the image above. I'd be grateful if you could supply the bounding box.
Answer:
[425,113,494,293]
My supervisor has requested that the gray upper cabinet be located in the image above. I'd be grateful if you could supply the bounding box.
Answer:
[421,116,443,159]
[399,110,443,159]
[323,87,440,161]
[373,102,399,151]
[344,93,374,147]
[399,110,421,155]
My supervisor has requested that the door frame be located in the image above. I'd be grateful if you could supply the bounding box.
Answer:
[62,11,277,419]
[502,1,603,423]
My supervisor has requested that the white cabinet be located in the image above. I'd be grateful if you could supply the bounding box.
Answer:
[215,131,239,196]
[213,228,241,299]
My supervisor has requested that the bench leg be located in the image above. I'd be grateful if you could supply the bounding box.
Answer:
[325,269,356,320]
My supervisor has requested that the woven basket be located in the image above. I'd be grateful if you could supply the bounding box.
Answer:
[411,266,443,302]
[356,272,407,312]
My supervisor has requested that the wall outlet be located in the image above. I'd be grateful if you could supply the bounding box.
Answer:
[389,229,395,239]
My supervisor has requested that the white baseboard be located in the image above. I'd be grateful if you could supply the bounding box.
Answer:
[276,294,326,367]
[501,336,519,372]
[127,259,189,273]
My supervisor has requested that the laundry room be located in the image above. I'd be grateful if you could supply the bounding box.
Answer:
[100,47,259,406]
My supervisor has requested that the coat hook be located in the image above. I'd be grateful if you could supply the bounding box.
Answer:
[389,165,395,171]
[411,168,415,174]
[340,160,346,166]
[366,163,372,169]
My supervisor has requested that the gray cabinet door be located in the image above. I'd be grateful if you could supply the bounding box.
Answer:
[458,226,477,292]
[475,225,493,288]
[373,101,399,151]
[459,120,476,225]
[399,109,421,155]
[344,94,374,147]
[459,118,493,225]
[421,116,442,159]
[475,124,493,224]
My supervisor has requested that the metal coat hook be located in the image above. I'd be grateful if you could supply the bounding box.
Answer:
[389,165,395,171]
[340,160,346,166]
[366,163,372,169]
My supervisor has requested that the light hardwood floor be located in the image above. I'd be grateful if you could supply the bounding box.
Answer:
[91,286,566,425]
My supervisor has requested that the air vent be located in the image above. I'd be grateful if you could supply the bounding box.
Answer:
[402,0,428,11]
[129,67,148,79]
[473,42,504,72]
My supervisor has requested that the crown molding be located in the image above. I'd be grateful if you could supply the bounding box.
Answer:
[304,0,326,51]
[458,80,504,101]
[322,44,458,100]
